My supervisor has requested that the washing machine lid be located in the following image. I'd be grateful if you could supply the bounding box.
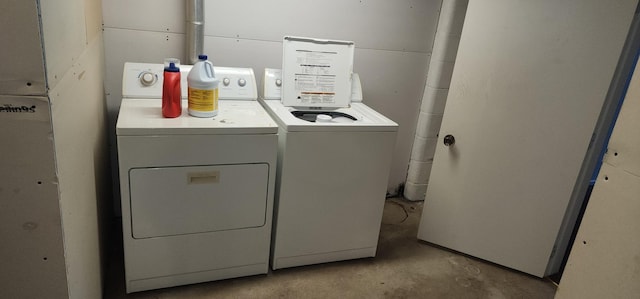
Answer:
[116,99,278,135]
[260,99,398,132]
[281,36,354,108]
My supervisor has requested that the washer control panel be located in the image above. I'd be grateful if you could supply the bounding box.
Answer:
[123,62,258,100]
[262,68,362,102]
[262,68,282,100]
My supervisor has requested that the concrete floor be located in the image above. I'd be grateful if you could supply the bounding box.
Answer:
[105,198,557,298]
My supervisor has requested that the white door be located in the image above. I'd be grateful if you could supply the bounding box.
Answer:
[418,0,637,277]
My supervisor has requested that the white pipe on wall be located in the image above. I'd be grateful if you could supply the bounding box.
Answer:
[404,0,468,201]
[186,0,204,64]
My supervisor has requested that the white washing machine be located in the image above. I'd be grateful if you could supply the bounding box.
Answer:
[261,37,398,270]
[116,63,278,292]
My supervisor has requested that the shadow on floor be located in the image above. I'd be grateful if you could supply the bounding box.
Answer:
[104,198,556,299]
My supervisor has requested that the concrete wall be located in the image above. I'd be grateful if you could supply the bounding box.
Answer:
[0,1,69,297]
[48,36,108,299]
[0,94,69,298]
[41,0,109,296]
[404,0,467,201]
[102,0,442,198]
[555,57,640,299]
[0,0,108,298]
[0,0,46,95]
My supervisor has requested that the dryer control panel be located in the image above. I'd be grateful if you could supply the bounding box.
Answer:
[123,62,258,100]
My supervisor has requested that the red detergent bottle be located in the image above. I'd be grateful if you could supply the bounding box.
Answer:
[162,62,182,118]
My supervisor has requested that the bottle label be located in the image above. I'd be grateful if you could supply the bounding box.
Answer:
[188,87,218,112]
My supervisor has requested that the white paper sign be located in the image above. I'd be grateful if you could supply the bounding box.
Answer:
[282,37,354,108]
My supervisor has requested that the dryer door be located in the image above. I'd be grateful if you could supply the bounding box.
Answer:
[129,163,269,239]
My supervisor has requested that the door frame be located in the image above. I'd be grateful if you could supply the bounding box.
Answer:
[547,4,640,276]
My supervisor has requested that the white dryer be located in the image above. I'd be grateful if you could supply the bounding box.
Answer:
[261,37,398,270]
[116,63,278,292]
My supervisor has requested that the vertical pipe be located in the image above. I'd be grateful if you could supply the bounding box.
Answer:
[186,0,204,64]
[404,0,468,201]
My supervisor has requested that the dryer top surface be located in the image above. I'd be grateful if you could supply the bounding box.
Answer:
[117,99,278,135]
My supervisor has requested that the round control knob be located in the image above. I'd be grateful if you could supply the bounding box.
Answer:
[139,72,156,86]
[275,79,282,87]
[223,77,231,86]
[238,78,247,87]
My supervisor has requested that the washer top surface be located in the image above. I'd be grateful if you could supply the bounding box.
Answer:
[260,99,397,132]
[117,99,278,136]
